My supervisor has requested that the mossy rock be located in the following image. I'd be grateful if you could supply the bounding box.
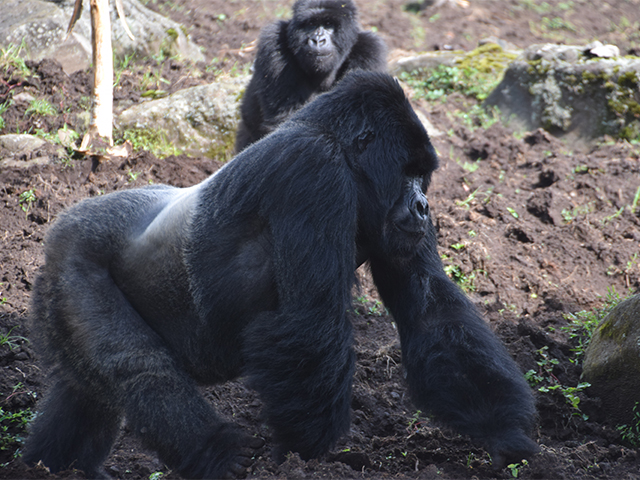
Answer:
[485,43,640,141]
[118,75,247,159]
[582,294,640,425]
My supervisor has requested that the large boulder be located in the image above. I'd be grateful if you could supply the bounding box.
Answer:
[0,0,203,74]
[582,294,640,425]
[485,43,640,141]
[117,75,247,158]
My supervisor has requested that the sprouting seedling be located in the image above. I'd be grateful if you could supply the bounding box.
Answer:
[18,189,37,216]
[629,185,640,214]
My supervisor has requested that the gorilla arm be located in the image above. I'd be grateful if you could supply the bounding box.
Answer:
[369,221,538,468]
[240,137,359,460]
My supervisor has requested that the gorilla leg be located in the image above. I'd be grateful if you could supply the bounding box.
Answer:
[25,258,261,479]
[23,377,121,477]
[370,236,537,467]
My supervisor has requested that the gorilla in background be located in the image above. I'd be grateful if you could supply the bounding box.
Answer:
[23,71,537,479]
[234,0,387,152]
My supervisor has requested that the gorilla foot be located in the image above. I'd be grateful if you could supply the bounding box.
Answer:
[484,430,539,470]
[176,427,264,479]
[222,436,265,479]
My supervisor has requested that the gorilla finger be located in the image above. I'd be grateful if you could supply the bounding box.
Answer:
[246,436,265,449]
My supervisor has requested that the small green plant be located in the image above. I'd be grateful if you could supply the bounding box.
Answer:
[617,402,640,447]
[18,189,37,216]
[601,206,624,224]
[455,187,481,208]
[352,296,387,316]
[442,261,478,293]
[454,104,501,130]
[114,52,136,88]
[519,0,553,14]
[506,206,519,219]
[25,98,57,117]
[460,158,481,172]
[562,287,622,361]
[561,201,596,223]
[541,16,577,32]
[120,128,182,158]
[526,346,591,418]
[149,472,165,480]
[367,299,385,316]
[140,68,170,98]
[629,185,640,214]
[0,40,31,80]
[0,99,12,130]
[524,346,558,387]
[127,170,141,183]
[406,410,424,435]
[0,406,33,453]
[507,459,529,477]
[538,382,591,412]
[0,327,28,350]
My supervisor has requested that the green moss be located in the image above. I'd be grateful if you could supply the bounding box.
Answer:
[597,316,633,343]
[119,127,182,158]
[456,43,518,75]
[205,126,235,161]
[581,70,600,83]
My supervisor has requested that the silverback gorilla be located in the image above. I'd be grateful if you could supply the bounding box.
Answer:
[234,0,387,152]
[24,72,537,479]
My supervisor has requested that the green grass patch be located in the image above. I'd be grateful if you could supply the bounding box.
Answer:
[119,128,182,158]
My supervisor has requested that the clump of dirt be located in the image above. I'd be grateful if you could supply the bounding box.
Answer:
[1,1,640,479]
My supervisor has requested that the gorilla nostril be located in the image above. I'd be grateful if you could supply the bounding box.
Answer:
[415,198,429,217]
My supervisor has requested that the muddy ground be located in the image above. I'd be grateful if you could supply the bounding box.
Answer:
[1,0,640,478]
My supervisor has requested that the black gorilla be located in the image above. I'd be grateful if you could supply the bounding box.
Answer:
[234,0,387,152]
[24,72,537,479]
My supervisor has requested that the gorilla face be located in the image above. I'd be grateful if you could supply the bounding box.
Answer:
[287,0,359,77]
[346,95,438,261]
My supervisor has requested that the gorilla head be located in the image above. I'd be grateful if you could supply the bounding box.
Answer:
[24,72,537,479]
[235,0,387,152]
[287,0,359,77]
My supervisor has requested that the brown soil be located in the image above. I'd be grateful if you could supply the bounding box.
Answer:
[1,1,640,479]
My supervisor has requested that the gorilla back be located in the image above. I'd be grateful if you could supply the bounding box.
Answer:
[24,71,537,479]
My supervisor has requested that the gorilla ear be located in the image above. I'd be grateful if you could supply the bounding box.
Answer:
[356,130,375,153]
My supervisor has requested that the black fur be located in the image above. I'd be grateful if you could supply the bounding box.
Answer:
[235,0,387,152]
[23,71,537,479]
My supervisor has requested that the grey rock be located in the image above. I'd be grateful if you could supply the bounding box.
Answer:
[117,75,247,157]
[0,134,47,152]
[582,294,640,425]
[485,43,640,141]
[390,50,464,75]
[0,134,62,169]
[0,0,203,75]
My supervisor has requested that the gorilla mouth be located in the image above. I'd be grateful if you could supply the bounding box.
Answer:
[310,52,333,59]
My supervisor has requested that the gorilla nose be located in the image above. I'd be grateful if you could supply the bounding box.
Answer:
[414,196,429,219]
[309,27,329,50]
[310,36,327,48]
